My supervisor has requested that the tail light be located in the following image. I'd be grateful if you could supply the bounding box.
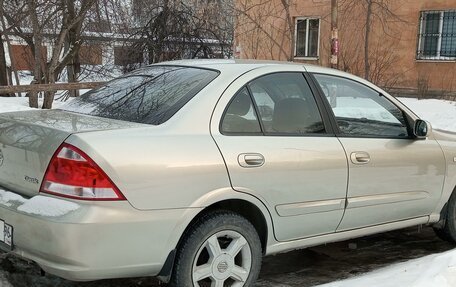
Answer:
[40,143,126,201]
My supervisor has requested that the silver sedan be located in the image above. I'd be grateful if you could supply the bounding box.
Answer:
[0,60,455,287]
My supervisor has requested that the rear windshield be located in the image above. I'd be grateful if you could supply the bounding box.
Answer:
[61,66,219,125]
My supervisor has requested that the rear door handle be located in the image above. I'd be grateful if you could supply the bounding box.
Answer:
[238,153,265,168]
[350,151,371,165]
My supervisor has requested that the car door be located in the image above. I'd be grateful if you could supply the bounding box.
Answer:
[211,70,348,242]
[311,73,446,231]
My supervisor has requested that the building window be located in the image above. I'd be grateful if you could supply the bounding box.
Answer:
[114,46,144,66]
[11,45,47,71]
[79,45,103,65]
[418,10,456,60]
[294,18,320,58]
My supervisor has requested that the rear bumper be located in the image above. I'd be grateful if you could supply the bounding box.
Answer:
[0,192,201,281]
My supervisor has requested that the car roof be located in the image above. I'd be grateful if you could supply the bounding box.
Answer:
[156,59,385,94]
[156,59,335,74]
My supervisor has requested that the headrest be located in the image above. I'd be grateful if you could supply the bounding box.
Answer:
[272,98,309,133]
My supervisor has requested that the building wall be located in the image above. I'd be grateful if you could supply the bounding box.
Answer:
[235,0,456,92]
[383,0,456,92]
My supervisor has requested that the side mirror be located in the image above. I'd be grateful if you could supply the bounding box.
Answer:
[414,119,430,139]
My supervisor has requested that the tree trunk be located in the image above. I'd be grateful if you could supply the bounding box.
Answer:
[65,43,80,97]
[5,34,21,91]
[65,1,81,97]
[280,0,294,61]
[42,69,55,109]
[0,0,21,93]
[364,0,372,81]
[42,90,55,109]
[28,0,41,108]
[0,34,12,97]
[0,0,10,94]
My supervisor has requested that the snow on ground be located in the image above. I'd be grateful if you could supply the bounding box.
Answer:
[0,96,71,113]
[0,97,35,113]
[398,98,456,132]
[317,249,456,287]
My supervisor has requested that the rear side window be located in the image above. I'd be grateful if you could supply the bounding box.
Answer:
[249,73,325,134]
[221,87,262,134]
[61,66,219,125]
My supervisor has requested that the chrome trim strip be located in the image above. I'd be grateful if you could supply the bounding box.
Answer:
[347,191,429,209]
[276,199,346,217]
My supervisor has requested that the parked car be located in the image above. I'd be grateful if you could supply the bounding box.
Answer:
[0,60,455,287]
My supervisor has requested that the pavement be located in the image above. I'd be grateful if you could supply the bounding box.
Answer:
[0,226,453,287]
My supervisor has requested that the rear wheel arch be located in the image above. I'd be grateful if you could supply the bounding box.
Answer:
[158,199,270,283]
[182,199,269,254]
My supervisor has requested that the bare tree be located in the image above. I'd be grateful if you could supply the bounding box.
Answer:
[0,35,9,93]
[126,0,233,67]
[0,0,27,95]
[3,0,97,107]
[234,0,294,61]
[339,0,406,83]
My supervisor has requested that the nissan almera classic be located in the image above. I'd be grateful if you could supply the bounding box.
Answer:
[0,60,455,287]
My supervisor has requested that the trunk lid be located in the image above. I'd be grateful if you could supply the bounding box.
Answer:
[0,109,145,198]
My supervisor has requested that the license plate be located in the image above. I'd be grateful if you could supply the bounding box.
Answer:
[0,220,13,250]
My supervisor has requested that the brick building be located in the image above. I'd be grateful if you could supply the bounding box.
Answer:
[235,0,456,94]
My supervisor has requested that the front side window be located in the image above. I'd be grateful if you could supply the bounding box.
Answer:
[61,66,218,125]
[249,73,325,134]
[418,10,456,60]
[295,18,320,58]
[314,74,409,138]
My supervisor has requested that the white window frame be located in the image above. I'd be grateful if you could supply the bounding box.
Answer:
[417,10,456,61]
[294,17,321,60]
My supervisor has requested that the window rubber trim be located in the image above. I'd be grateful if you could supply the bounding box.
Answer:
[305,72,340,135]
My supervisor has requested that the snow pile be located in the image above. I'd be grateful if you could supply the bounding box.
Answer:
[0,188,27,207]
[0,186,80,217]
[0,97,35,113]
[17,195,79,217]
[0,97,70,113]
[0,186,79,217]
[399,98,456,132]
[317,249,456,287]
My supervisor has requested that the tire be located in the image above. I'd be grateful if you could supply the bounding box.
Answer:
[169,211,262,287]
[434,190,456,243]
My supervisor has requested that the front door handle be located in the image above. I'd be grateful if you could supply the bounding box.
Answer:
[350,151,371,165]
[238,153,265,168]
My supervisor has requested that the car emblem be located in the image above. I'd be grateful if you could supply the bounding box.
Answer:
[217,261,229,273]
[0,149,3,166]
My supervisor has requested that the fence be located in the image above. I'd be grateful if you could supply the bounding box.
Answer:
[0,82,106,95]
[386,87,456,102]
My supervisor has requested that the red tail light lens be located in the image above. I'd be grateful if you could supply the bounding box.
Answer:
[41,143,126,201]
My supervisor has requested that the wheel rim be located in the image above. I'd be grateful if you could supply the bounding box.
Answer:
[192,230,252,287]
